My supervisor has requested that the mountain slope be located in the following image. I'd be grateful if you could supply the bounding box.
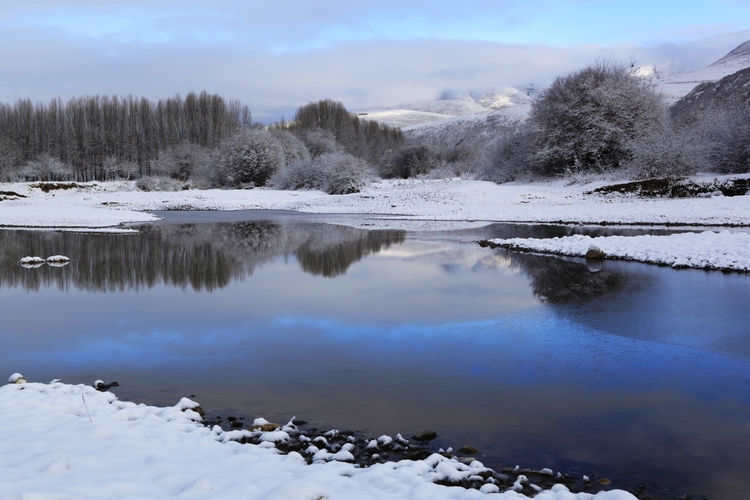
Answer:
[670,66,750,122]
[658,39,750,104]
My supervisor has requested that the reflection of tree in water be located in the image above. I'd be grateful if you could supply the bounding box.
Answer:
[503,250,625,303]
[295,227,402,278]
[0,223,404,292]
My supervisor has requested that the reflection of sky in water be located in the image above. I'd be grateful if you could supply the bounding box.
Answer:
[2,225,750,497]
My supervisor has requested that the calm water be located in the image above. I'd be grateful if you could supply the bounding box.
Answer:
[1,212,749,499]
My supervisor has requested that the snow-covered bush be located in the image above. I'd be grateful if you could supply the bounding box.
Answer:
[272,130,311,166]
[300,129,342,158]
[135,176,188,192]
[529,60,664,175]
[378,145,440,179]
[624,118,710,178]
[270,151,368,194]
[21,153,71,181]
[102,156,139,180]
[149,142,211,181]
[705,106,750,173]
[478,123,537,183]
[216,129,284,187]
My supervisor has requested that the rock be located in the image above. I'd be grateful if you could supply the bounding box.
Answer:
[251,423,281,432]
[585,245,605,259]
[412,430,437,442]
[597,478,612,485]
[190,406,205,417]
[231,420,244,429]
[8,373,27,384]
[457,446,478,455]
[94,381,119,392]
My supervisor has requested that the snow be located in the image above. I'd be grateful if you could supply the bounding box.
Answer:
[359,87,533,130]
[0,380,638,500]
[487,230,750,271]
[2,175,750,232]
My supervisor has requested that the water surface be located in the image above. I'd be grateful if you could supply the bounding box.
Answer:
[1,213,748,499]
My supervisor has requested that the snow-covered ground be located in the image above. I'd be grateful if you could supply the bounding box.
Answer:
[487,231,750,271]
[2,176,750,229]
[0,380,635,499]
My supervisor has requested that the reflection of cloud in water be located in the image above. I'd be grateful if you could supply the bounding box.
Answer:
[0,223,405,292]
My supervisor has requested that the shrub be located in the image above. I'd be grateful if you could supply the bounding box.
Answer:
[479,123,537,183]
[135,176,188,192]
[217,129,283,187]
[705,106,750,173]
[150,142,210,181]
[528,60,664,175]
[102,156,139,180]
[21,154,71,181]
[300,129,342,158]
[273,130,311,166]
[270,151,368,195]
[378,145,439,179]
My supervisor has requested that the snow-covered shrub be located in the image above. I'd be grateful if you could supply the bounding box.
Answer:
[21,153,71,181]
[270,151,368,194]
[624,119,710,178]
[272,130,311,166]
[149,142,211,181]
[135,176,188,192]
[483,124,536,182]
[300,129,342,158]
[705,106,750,173]
[529,60,664,176]
[216,129,284,187]
[102,156,139,180]
[378,145,439,179]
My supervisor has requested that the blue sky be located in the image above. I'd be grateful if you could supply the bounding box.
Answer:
[1,0,749,121]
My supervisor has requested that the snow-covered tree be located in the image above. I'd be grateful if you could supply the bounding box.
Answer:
[217,129,284,187]
[21,153,70,181]
[529,60,664,175]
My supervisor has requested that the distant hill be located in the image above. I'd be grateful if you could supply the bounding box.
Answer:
[670,66,750,123]
[359,87,533,150]
[658,40,750,105]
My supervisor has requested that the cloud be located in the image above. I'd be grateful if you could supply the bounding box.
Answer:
[0,1,749,122]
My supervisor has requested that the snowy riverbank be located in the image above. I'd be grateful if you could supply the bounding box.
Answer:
[1,175,750,231]
[0,380,635,499]
[484,231,750,272]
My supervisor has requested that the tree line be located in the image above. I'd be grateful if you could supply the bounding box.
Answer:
[0,91,251,181]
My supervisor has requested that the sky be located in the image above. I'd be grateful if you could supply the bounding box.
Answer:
[1,0,750,122]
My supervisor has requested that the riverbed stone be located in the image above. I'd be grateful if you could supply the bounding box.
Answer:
[412,430,437,441]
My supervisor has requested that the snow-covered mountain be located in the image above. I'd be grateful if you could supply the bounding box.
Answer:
[658,40,750,104]
[360,87,534,148]
[361,87,534,131]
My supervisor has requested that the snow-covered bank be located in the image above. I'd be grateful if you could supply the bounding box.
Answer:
[0,380,635,499]
[485,231,750,271]
[1,176,750,232]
